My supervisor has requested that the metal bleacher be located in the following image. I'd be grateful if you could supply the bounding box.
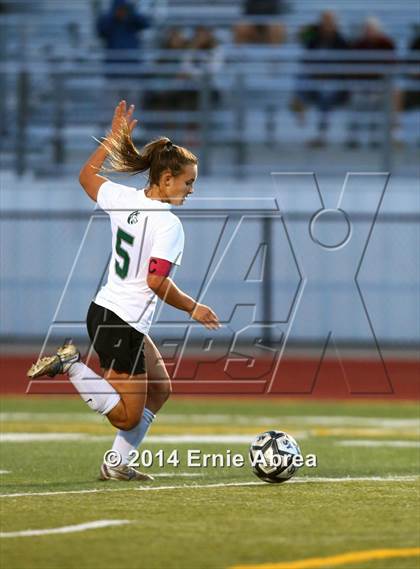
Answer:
[2,0,419,53]
[1,0,419,177]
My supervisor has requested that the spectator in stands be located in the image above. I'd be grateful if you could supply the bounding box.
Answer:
[346,17,398,148]
[144,27,222,135]
[408,27,420,53]
[291,11,349,146]
[181,27,222,80]
[178,27,223,111]
[96,0,150,69]
[96,0,151,120]
[352,17,394,52]
[234,0,288,45]
[144,27,190,111]
[403,27,420,138]
[162,27,190,52]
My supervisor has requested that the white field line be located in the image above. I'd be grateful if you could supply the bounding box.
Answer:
[0,520,130,538]
[4,431,420,444]
[147,435,287,443]
[0,412,103,423]
[0,433,108,443]
[0,470,10,474]
[337,440,420,448]
[1,433,306,444]
[289,476,419,483]
[156,415,420,429]
[1,413,419,429]
[0,476,418,499]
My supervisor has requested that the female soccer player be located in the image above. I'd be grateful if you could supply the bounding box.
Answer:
[27,100,220,481]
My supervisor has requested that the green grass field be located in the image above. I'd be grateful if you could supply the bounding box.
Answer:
[0,396,419,569]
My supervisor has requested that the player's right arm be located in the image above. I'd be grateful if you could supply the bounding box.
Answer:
[147,273,220,331]
[79,101,137,202]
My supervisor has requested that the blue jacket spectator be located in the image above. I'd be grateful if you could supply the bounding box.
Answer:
[97,0,150,61]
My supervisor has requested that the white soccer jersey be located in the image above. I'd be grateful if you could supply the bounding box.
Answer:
[94,180,184,334]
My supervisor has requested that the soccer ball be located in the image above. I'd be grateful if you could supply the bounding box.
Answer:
[249,430,302,483]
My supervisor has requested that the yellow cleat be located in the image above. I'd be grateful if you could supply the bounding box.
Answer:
[99,463,154,482]
[27,339,80,378]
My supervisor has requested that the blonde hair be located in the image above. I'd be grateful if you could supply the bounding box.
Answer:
[101,121,197,185]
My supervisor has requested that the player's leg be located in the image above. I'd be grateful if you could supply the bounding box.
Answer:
[27,342,147,431]
[144,334,172,414]
[107,335,171,471]
[85,301,151,430]
[97,314,157,480]
[103,369,147,431]
[28,303,149,431]
[77,325,152,480]
[27,315,152,481]
[26,341,121,413]
[100,367,155,481]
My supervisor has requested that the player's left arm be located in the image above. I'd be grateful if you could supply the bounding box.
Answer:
[147,257,220,330]
[79,100,137,202]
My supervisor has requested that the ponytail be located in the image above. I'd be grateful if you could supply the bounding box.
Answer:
[101,121,197,185]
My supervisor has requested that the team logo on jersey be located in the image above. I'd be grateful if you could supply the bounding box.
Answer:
[127,210,141,224]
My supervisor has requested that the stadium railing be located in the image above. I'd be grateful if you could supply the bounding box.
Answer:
[1,48,419,177]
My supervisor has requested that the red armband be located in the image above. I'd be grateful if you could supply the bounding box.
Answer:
[148,257,172,277]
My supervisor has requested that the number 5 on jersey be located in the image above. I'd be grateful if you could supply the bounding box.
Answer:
[115,227,134,279]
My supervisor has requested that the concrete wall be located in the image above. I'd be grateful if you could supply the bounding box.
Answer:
[1,172,418,347]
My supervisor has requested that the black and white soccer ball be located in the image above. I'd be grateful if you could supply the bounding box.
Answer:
[249,430,302,483]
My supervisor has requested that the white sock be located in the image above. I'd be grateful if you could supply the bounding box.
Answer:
[111,407,155,465]
[67,362,120,415]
